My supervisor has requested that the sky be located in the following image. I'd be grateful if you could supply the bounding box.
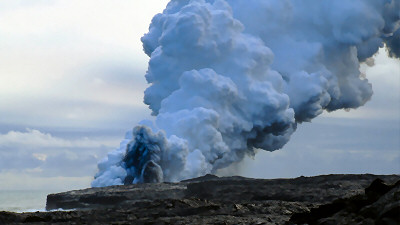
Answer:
[0,0,399,190]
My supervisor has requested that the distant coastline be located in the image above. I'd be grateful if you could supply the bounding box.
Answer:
[1,174,399,224]
[0,190,57,213]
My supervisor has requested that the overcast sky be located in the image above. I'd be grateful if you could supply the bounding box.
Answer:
[0,0,399,191]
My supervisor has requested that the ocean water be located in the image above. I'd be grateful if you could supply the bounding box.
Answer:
[0,190,56,212]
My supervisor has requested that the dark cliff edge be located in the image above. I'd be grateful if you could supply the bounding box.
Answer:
[0,174,399,224]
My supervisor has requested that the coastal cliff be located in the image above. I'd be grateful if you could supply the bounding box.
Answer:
[0,174,399,224]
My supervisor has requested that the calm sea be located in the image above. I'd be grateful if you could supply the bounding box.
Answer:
[0,190,58,212]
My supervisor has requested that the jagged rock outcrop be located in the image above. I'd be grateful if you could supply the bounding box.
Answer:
[289,178,400,224]
[0,174,399,225]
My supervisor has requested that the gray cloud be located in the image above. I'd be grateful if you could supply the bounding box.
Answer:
[40,153,98,177]
[231,116,400,178]
[0,153,42,171]
[0,129,121,178]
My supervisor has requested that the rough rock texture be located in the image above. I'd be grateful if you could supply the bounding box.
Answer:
[0,174,399,225]
[289,178,400,225]
[46,182,187,210]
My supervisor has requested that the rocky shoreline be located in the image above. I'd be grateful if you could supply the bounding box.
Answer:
[0,174,399,224]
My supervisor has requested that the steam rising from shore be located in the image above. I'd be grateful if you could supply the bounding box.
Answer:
[92,0,400,187]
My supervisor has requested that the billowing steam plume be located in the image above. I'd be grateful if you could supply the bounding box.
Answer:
[92,0,400,187]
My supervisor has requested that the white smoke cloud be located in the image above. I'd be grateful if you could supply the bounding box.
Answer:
[92,0,400,186]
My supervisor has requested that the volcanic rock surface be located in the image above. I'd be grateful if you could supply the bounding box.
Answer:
[0,174,399,224]
[289,178,400,224]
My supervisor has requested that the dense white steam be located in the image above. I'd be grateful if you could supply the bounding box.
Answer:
[92,0,400,187]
